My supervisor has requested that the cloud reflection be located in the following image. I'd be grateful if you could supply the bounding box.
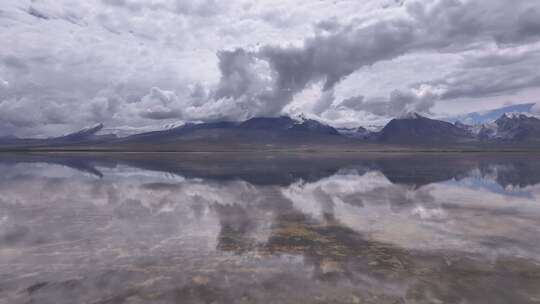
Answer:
[1,154,540,303]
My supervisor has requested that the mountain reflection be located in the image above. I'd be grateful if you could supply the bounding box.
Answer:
[4,152,540,188]
[1,153,540,303]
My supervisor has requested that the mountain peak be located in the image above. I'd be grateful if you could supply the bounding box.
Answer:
[481,112,540,141]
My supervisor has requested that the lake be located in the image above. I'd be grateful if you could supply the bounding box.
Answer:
[1,153,540,304]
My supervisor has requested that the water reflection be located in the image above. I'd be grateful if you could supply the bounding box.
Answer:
[1,153,540,303]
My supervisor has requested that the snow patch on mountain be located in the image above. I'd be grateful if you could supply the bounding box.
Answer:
[59,123,104,138]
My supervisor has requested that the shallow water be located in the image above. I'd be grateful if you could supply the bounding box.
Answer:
[1,153,540,304]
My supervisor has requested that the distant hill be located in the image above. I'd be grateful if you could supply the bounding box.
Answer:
[377,113,475,144]
[0,123,116,148]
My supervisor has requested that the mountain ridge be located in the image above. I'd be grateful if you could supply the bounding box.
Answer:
[2,113,540,151]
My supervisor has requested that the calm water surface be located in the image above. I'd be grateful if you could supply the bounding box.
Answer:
[1,153,540,304]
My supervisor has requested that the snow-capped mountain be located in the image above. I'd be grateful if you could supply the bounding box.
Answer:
[58,123,105,140]
[455,113,540,142]
[100,122,188,138]
[447,103,537,125]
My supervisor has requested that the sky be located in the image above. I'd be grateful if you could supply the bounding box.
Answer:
[1,0,540,137]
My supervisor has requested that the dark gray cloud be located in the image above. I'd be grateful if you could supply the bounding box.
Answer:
[2,55,29,73]
[260,19,414,93]
[339,90,435,117]
[27,6,50,20]
[494,6,540,45]
[140,110,182,120]
[214,49,259,100]
[419,47,540,101]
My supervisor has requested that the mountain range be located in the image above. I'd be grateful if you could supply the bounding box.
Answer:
[446,103,537,125]
[2,111,540,151]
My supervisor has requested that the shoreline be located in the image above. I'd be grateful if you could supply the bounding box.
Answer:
[1,149,540,154]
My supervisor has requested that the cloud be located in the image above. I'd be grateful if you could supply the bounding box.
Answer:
[137,87,183,120]
[175,0,227,17]
[101,0,147,11]
[175,48,281,121]
[416,45,540,100]
[2,55,29,73]
[338,89,436,117]
[100,0,228,17]
[202,0,540,120]
[214,49,267,100]
[3,0,540,135]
